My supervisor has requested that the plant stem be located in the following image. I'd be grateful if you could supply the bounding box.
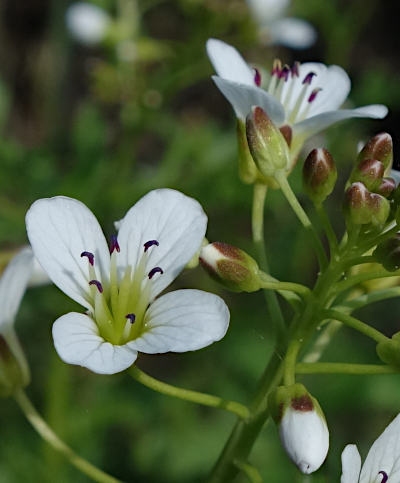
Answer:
[302,320,342,363]
[233,460,263,483]
[258,275,311,298]
[296,362,398,375]
[334,269,400,295]
[275,171,328,270]
[315,203,338,257]
[252,183,286,341]
[283,340,302,385]
[128,366,250,420]
[337,287,400,312]
[321,309,389,344]
[14,390,122,483]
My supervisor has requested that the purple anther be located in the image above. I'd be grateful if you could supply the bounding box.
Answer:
[110,235,120,254]
[80,251,94,266]
[308,88,322,103]
[125,313,136,324]
[148,267,163,279]
[279,65,290,82]
[253,67,261,87]
[144,240,159,252]
[379,471,388,483]
[271,59,281,76]
[291,61,300,78]
[89,280,103,293]
[302,71,316,85]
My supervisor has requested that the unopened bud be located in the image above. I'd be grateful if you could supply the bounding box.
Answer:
[344,182,390,227]
[0,332,30,397]
[246,106,290,178]
[377,177,396,198]
[357,133,393,171]
[350,159,384,192]
[269,384,329,474]
[199,242,261,292]
[377,332,400,368]
[373,234,400,271]
[237,120,258,184]
[302,148,337,204]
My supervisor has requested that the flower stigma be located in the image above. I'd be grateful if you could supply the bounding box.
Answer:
[81,237,163,346]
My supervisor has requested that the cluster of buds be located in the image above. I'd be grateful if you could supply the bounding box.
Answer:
[238,106,291,186]
[268,383,329,474]
[343,134,394,229]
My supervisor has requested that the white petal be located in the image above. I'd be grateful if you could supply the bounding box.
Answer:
[0,247,34,330]
[117,189,207,299]
[360,414,400,483]
[341,445,362,483]
[391,169,400,188]
[246,0,290,23]
[206,38,255,86]
[130,289,230,354]
[212,76,285,122]
[26,196,110,310]
[66,2,111,46]
[29,254,51,287]
[268,17,317,50]
[52,312,138,374]
[293,105,388,138]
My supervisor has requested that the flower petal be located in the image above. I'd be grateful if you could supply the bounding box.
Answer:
[360,414,400,483]
[246,0,290,23]
[268,17,317,50]
[52,312,138,374]
[66,2,111,46]
[130,289,230,354]
[293,105,388,138]
[341,445,362,483]
[0,247,34,329]
[117,189,207,299]
[212,76,286,122]
[206,38,255,86]
[391,169,400,188]
[26,196,110,310]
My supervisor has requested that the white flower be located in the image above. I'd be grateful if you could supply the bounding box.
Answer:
[0,247,34,393]
[246,0,317,50]
[66,2,111,46]
[26,189,230,375]
[206,38,388,158]
[341,414,400,482]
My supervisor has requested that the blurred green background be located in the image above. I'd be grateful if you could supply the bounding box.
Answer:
[0,0,399,481]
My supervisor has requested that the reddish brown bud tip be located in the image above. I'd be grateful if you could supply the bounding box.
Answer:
[350,159,385,192]
[377,177,396,198]
[279,125,292,147]
[358,133,393,171]
[303,148,337,203]
[344,182,390,227]
[291,395,314,412]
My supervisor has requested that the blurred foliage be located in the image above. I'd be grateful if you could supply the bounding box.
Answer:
[0,0,398,481]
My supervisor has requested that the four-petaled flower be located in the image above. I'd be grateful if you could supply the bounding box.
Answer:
[206,38,388,160]
[26,189,230,375]
[341,414,400,482]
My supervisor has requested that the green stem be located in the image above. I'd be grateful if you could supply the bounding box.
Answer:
[321,309,389,344]
[337,287,400,312]
[14,390,122,483]
[233,460,263,483]
[302,320,342,363]
[334,269,400,295]
[258,271,311,297]
[296,362,398,375]
[252,183,286,340]
[128,366,249,420]
[275,171,327,270]
[283,340,302,385]
[315,203,338,257]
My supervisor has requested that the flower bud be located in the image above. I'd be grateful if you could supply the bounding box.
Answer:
[0,331,30,398]
[349,159,384,192]
[377,332,400,368]
[246,106,290,178]
[373,234,400,272]
[343,182,390,227]
[237,120,258,184]
[357,133,393,172]
[302,148,337,204]
[377,177,396,198]
[199,242,261,292]
[269,384,329,474]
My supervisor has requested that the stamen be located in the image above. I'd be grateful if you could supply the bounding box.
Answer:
[291,61,300,78]
[268,59,282,95]
[89,280,103,293]
[279,65,290,82]
[148,267,163,279]
[144,240,160,252]
[110,235,120,254]
[302,71,316,85]
[80,251,94,266]
[379,471,388,483]
[253,68,261,87]
[271,59,282,76]
[125,313,136,324]
[308,88,322,103]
